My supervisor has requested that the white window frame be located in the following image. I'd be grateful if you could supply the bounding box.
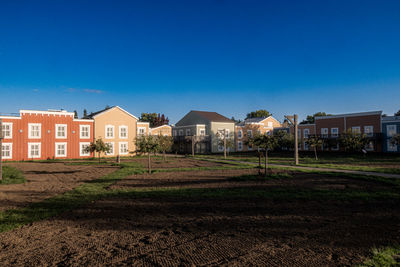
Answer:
[80,142,91,156]
[387,125,396,137]
[138,127,146,136]
[55,124,67,139]
[200,129,206,136]
[178,129,184,136]
[119,125,128,139]
[237,141,243,151]
[365,141,374,151]
[1,122,13,139]
[303,129,310,139]
[303,141,309,151]
[247,130,253,138]
[105,142,114,155]
[331,128,338,138]
[364,126,373,137]
[332,143,339,151]
[119,142,129,155]
[297,129,301,139]
[352,126,361,134]
[248,143,253,151]
[28,123,41,139]
[218,143,224,152]
[321,128,328,138]
[55,142,67,157]
[28,142,41,159]
[186,129,191,136]
[80,125,91,139]
[267,122,273,127]
[238,130,243,139]
[105,125,115,139]
[1,143,12,159]
[387,140,397,152]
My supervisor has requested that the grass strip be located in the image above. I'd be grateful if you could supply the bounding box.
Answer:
[0,166,26,185]
[356,245,400,267]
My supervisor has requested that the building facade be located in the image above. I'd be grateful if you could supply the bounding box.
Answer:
[382,116,400,153]
[150,125,172,136]
[1,109,94,161]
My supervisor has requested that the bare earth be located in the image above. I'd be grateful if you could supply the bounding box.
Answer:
[0,162,117,211]
[0,159,399,266]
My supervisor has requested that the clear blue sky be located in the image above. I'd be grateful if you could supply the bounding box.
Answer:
[1,0,399,123]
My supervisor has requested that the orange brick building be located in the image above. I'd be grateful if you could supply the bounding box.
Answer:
[1,110,94,161]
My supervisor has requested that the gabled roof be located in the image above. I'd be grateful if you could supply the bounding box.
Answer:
[83,106,138,120]
[236,116,281,126]
[150,124,171,130]
[191,110,233,123]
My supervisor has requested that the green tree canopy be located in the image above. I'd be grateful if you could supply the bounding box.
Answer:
[395,110,400,116]
[135,135,160,173]
[305,135,324,160]
[140,113,169,127]
[247,133,278,176]
[246,110,271,119]
[156,135,174,161]
[85,138,111,162]
[300,112,331,124]
[339,129,369,152]
[391,134,400,146]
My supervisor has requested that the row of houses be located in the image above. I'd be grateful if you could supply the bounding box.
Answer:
[1,107,399,161]
[0,106,171,161]
[172,110,400,154]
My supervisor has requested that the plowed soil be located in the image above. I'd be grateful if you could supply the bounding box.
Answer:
[0,162,117,211]
[0,160,399,266]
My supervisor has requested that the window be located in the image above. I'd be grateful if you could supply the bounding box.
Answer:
[55,142,67,157]
[332,143,339,151]
[331,128,338,138]
[247,130,253,138]
[138,127,146,136]
[200,129,205,136]
[364,126,373,137]
[225,129,230,137]
[119,126,128,139]
[303,129,310,139]
[178,129,184,136]
[186,129,191,136]
[321,128,328,138]
[352,126,361,134]
[387,140,397,152]
[119,142,128,155]
[238,141,243,151]
[1,143,12,159]
[297,129,301,139]
[80,142,90,156]
[267,122,273,127]
[80,125,90,139]
[56,124,67,139]
[387,125,397,137]
[303,142,309,151]
[106,125,114,138]
[28,143,41,158]
[218,144,224,151]
[173,130,177,136]
[105,142,114,155]
[237,130,243,139]
[1,122,12,138]
[28,123,41,139]
[365,141,374,151]
[248,144,253,151]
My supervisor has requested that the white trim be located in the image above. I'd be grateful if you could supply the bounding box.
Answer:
[331,128,338,138]
[387,140,397,152]
[80,125,91,139]
[137,121,150,125]
[91,106,139,120]
[105,125,115,139]
[28,142,41,158]
[105,142,115,155]
[237,130,243,139]
[80,142,91,156]
[351,126,361,134]
[119,125,128,139]
[20,109,74,117]
[55,142,67,157]
[137,127,147,136]
[237,141,243,151]
[119,142,129,155]
[1,122,13,139]
[364,125,374,137]
[150,125,171,131]
[28,123,41,139]
[73,119,94,122]
[1,143,12,159]
[315,111,382,120]
[303,128,310,138]
[55,124,67,139]
[247,130,253,138]
[387,125,397,137]
[0,116,21,120]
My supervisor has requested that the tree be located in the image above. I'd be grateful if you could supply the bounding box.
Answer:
[391,134,400,146]
[73,110,78,119]
[275,130,294,150]
[246,110,271,119]
[300,112,331,124]
[395,110,400,116]
[339,129,369,152]
[305,135,324,160]
[216,130,235,159]
[157,135,174,161]
[135,135,159,174]
[247,133,278,176]
[140,113,169,127]
[85,138,111,163]
[231,117,242,123]
[83,109,88,118]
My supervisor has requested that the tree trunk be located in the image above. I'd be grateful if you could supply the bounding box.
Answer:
[224,137,227,159]
[314,147,318,161]
[192,136,195,157]
[163,150,166,162]
[264,150,268,177]
[98,152,101,163]
[258,152,261,175]
[148,152,151,174]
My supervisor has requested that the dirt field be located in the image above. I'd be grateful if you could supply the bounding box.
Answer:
[0,162,118,211]
[0,161,399,266]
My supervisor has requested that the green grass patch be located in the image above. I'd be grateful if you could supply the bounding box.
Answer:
[357,245,400,267]
[0,166,26,185]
